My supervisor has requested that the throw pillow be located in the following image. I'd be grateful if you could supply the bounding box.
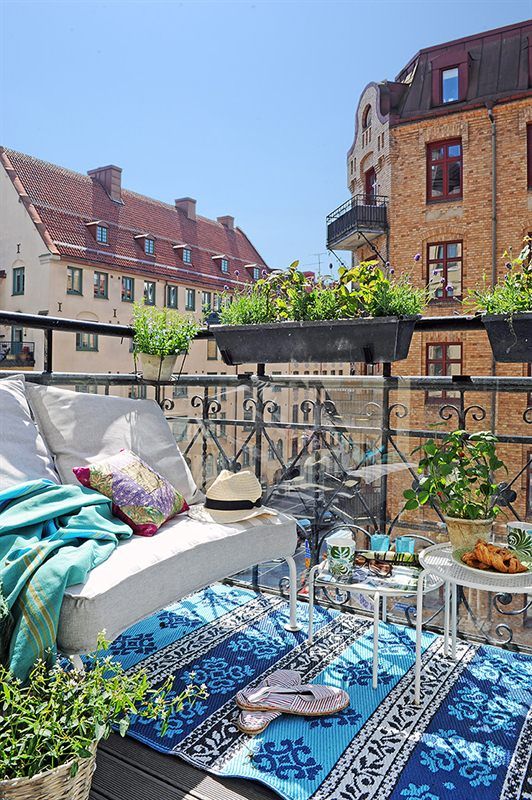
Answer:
[73,450,188,536]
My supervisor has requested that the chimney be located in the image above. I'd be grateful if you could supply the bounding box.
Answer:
[87,165,122,203]
[175,197,197,221]
[217,215,235,231]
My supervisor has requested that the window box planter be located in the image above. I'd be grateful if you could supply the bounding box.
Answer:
[482,313,532,363]
[211,315,420,365]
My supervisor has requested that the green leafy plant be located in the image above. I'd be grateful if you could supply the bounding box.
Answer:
[466,237,532,315]
[403,430,506,521]
[218,260,426,325]
[0,635,208,781]
[132,303,199,357]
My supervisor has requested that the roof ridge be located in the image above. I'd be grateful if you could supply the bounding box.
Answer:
[4,147,92,182]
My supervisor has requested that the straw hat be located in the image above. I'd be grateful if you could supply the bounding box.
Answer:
[187,469,277,524]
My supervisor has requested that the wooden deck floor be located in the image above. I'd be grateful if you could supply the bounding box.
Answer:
[90,733,279,800]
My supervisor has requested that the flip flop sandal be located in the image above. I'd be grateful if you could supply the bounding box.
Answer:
[237,669,302,736]
[236,683,350,717]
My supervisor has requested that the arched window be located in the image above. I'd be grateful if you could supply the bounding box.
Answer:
[277,439,284,460]
[362,104,372,130]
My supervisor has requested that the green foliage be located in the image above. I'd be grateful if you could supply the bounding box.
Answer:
[466,238,532,315]
[132,303,199,357]
[0,634,208,781]
[218,260,426,326]
[403,430,506,521]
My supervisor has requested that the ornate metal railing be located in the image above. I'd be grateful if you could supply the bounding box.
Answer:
[0,310,530,651]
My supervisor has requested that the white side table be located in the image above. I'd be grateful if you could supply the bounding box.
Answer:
[307,560,443,705]
[419,543,532,658]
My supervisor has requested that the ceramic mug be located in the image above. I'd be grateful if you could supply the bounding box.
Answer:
[326,532,356,579]
[506,521,532,557]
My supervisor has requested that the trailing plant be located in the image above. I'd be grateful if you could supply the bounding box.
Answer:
[0,634,208,781]
[465,237,532,315]
[218,259,426,325]
[132,303,199,357]
[403,430,506,521]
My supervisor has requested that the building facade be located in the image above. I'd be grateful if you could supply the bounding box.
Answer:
[327,20,532,522]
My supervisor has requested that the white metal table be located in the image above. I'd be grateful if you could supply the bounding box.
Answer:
[307,560,443,705]
[419,543,532,659]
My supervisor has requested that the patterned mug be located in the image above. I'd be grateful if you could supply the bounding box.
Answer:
[326,532,356,579]
[506,521,532,557]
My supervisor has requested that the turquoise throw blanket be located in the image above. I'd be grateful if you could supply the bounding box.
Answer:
[0,479,132,680]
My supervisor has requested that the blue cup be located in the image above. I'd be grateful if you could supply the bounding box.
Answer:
[395,536,415,554]
[370,534,390,552]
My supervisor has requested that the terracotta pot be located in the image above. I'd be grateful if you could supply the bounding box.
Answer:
[139,353,177,381]
[444,516,493,550]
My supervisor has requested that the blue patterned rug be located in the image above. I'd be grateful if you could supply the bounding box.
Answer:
[107,584,532,800]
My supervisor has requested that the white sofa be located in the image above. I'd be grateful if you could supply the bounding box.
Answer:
[0,375,300,657]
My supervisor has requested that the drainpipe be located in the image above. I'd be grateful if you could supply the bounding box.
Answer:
[486,102,497,433]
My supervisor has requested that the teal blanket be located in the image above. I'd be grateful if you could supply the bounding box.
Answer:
[0,479,132,680]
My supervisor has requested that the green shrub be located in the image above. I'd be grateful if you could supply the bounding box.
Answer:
[0,635,207,781]
[219,260,426,325]
[466,238,532,315]
[132,303,199,357]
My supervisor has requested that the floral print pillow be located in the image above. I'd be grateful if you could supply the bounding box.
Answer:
[73,450,188,536]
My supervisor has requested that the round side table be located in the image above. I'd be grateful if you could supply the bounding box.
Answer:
[419,543,532,659]
[307,560,443,705]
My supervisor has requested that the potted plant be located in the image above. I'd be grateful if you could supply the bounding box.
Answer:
[132,303,199,381]
[0,636,206,800]
[467,237,532,362]
[211,260,425,365]
[403,430,506,550]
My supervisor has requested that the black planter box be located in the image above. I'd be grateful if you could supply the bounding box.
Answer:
[211,316,419,366]
[482,313,532,363]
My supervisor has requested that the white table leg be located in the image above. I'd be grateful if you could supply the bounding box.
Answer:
[373,593,380,689]
[414,572,424,706]
[443,580,450,658]
[307,566,317,644]
[284,555,303,632]
[451,581,457,660]
[381,596,387,623]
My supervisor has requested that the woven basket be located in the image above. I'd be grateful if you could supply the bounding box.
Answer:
[0,746,96,800]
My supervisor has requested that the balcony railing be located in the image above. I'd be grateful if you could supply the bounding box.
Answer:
[326,194,388,249]
[0,309,531,652]
[0,339,35,368]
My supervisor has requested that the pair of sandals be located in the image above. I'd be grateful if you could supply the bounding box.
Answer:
[236,669,350,735]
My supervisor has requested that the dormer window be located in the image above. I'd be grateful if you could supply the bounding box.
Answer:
[442,67,459,103]
[253,267,260,281]
[96,225,108,244]
[144,238,155,255]
[221,258,229,273]
[362,104,371,129]
[183,248,192,263]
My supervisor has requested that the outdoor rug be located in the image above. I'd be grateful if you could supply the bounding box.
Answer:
[107,583,532,800]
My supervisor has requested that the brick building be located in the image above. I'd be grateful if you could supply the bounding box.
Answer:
[327,20,532,523]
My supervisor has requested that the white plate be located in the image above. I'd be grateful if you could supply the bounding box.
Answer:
[452,546,532,575]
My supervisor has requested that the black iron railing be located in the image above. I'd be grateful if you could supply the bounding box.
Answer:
[0,339,35,367]
[326,194,388,248]
[0,309,531,650]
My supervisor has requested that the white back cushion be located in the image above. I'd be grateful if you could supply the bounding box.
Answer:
[26,384,200,503]
[0,375,59,490]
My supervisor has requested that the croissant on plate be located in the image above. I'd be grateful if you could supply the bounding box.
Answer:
[462,539,527,574]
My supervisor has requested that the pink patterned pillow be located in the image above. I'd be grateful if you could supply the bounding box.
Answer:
[73,450,188,536]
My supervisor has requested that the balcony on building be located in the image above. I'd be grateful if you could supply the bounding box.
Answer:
[0,339,35,369]
[326,193,388,250]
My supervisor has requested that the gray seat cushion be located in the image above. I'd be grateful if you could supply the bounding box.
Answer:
[57,511,297,654]
[0,374,59,490]
[26,384,201,504]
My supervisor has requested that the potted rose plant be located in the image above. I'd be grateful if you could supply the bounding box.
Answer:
[0,636,206,800]
[467,237,532,362]
[211,260,425,365]
[403,430,506,550]
[133,303,199,381]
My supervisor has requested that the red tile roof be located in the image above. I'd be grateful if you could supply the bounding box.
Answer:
[1,148,269,291]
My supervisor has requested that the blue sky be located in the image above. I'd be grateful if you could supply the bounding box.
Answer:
[1,1,530,271]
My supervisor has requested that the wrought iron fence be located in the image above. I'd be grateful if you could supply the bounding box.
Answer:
[1,310,531,651]
[326,193,388,247]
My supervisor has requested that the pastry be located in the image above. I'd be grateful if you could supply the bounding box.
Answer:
[461,539,527,574]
